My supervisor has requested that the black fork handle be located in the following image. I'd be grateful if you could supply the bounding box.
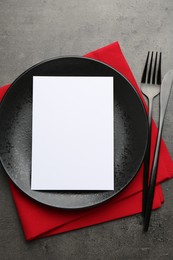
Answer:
[142,97,153,217]
[143,119,163,231]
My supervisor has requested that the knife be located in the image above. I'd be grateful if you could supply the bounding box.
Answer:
[144,69,173,231]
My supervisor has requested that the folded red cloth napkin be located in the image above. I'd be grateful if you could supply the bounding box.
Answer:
[1,42,173,240]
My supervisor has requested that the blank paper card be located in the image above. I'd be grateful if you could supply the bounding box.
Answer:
[31,76,114,190]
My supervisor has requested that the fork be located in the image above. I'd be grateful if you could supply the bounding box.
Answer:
[141,51,162,217]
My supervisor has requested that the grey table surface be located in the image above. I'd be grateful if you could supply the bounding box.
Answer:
[0,0,173,259]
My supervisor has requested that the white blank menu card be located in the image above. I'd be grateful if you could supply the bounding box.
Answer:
[31,76,114,190]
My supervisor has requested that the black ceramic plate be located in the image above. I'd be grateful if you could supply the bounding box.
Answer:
[0,57,148,209]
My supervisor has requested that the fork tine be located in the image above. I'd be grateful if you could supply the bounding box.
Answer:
[152,52,158,84]
[157,52,162,84]
[141,51,150,83]
[147,51,153,84]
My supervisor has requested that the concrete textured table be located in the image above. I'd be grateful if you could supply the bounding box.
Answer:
[0,1,173,259]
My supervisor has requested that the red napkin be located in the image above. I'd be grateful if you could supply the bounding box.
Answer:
[1,42,173,240]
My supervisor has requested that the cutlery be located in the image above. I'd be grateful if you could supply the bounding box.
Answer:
[144,69,173,231]
[141,51,162,216]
